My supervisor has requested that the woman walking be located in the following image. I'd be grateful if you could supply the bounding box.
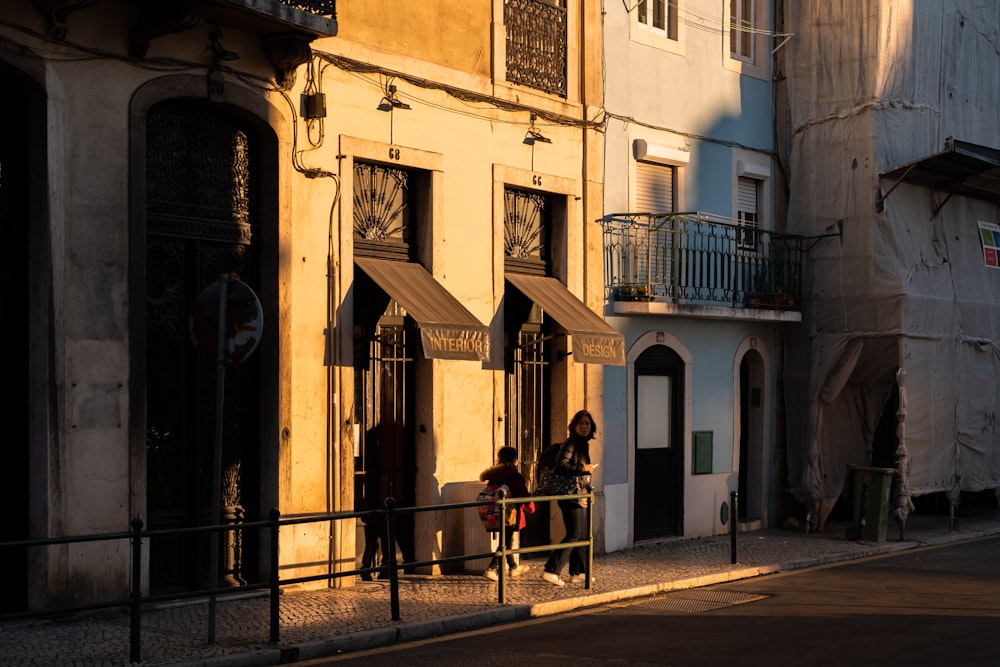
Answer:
[540,409,598,586]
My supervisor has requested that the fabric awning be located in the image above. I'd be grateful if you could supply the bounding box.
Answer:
[356,257,490,362]
[505,273,625,366]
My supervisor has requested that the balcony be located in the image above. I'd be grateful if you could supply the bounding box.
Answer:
[124,1,337,89]
[505,0,567,97]
[601,212,804,317]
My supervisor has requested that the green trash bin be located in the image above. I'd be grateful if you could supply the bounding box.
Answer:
[848,464,895,542]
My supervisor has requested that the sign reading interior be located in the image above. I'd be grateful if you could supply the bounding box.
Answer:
[421,328,490,361]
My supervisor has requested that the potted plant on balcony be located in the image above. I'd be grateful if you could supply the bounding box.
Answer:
[616,283,654,301]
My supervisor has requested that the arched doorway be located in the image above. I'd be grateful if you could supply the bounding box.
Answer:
[633,344,685,540]
[738,348,766,524]
[143,101,269,593]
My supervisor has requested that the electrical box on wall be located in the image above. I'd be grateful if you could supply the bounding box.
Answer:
[692,431,713,475]
[301,92,326,119]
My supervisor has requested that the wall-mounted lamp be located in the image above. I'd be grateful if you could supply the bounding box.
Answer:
[377,81,410,145]
[524,129,551,145]
[523,114,551,145]
[377,84,411,111]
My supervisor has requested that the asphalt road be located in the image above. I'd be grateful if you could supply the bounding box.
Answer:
[306,535,1000,666]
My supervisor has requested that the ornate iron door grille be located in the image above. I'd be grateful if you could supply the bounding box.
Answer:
[504,187,548,275]
[353,161,411,261]
[145,104,261,592]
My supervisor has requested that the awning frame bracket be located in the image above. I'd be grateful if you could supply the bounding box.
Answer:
[802,219,843,253]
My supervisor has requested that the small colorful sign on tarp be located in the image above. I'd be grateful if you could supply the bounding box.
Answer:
[978,220,1000,268]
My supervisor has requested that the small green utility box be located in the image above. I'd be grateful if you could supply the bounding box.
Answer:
[848,464,896,542]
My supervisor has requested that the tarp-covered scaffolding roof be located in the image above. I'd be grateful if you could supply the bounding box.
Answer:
[780,3,1000,530]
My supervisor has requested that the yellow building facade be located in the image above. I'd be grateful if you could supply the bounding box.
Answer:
[0,0,617,610]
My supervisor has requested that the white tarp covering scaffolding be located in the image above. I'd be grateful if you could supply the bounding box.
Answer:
[779,2,1000,531]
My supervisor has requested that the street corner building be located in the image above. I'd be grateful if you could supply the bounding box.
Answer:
[0,0,621,613]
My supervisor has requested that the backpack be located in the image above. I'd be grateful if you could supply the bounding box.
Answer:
[477,482,517,531]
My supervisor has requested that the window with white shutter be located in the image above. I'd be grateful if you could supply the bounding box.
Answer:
[736,176,759,250]
[635,161,675,214]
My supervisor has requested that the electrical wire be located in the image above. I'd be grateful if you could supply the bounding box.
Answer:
[313,50,606,133]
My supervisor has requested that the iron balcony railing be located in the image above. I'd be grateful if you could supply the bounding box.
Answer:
[283,1,337,17]
[601,212,804,309]
[505,0,568,97]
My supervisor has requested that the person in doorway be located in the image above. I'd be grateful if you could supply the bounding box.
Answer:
[479,446,535,581]
[360,508,387,581]
[541,409,598,586]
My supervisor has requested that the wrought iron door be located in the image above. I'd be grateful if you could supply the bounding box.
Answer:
[503,185,552,546]
[145,103,262,592]
[354,306,416,566]
[506,322,549,486]
[504,296,551,548]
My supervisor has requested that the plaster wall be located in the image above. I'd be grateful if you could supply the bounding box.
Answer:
[1,0,611,603]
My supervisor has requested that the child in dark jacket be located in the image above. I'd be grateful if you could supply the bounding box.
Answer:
[479,446,535,580]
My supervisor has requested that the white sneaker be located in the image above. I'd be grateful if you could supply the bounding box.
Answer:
[541,571,565,586]
[569,573,594,585]
[483,568,499,581]
[509,564,530,578]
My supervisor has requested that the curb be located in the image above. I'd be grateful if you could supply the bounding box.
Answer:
[258,534,1000,665]
[76,524,1000,667]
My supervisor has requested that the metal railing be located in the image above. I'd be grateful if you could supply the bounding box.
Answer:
[601,212,805,309]
[0,488,592,663]
[281,1,337,17]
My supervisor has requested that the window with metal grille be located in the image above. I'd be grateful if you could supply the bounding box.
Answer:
[353,161,412,260]
[504,187,549,275]
[505,0,568,97]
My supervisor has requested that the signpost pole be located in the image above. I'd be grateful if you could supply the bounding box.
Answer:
[189,275,262,644]
[207,275,229,644]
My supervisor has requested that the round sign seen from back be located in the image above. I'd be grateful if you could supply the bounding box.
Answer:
[189,278,263,365]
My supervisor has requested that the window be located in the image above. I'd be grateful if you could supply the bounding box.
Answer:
[505,0,568,97]
[504,187,550,274]
[631,0,684,54]
[730,0,754,62]
[635,162,675,214]
[353,161,413,261]
[736,176,759,251]
[637,0,678,40]
[725,0,769,79]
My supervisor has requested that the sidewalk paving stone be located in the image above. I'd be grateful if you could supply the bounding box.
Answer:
[2,514,998,666]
